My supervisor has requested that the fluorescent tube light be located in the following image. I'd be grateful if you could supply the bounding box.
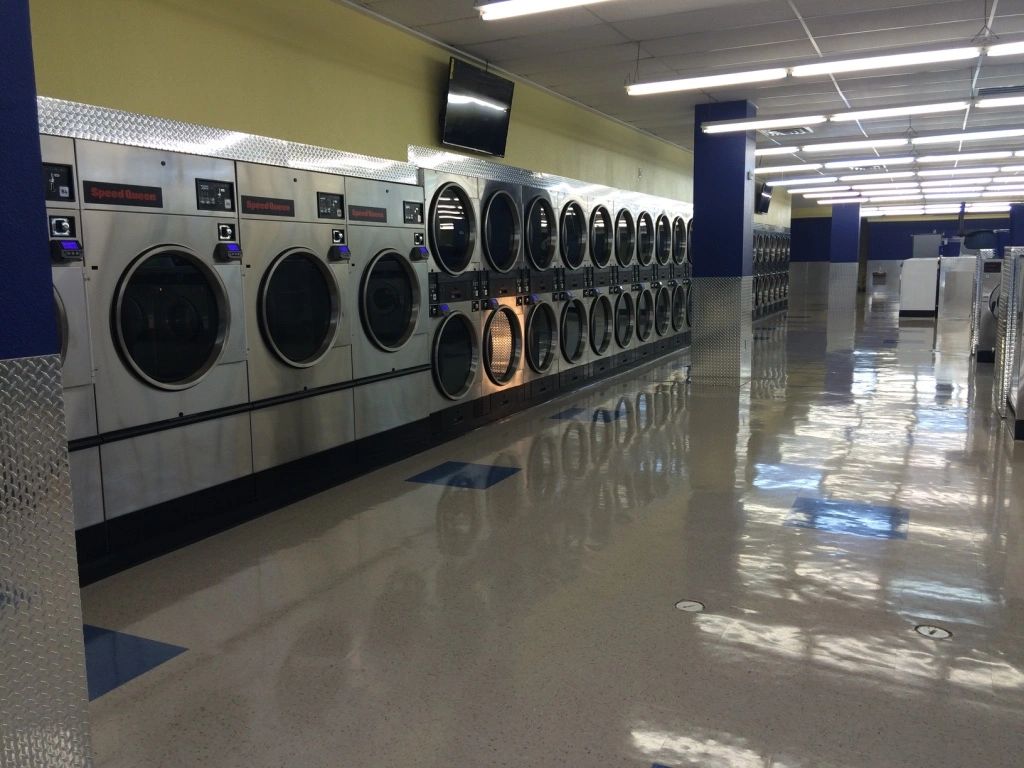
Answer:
[977,96,1024,109]
[917,151,1013,163]
[478,0,613,20]
[703,115,827,134]
[911,128,1024,145]
[839,171,916,182]
[767,176,838,186]
[815,198,864,205]
[802,138,909,153]
[983,190,1024,197]
[754,163,823,174]
[925,192,985,199]
[803,190,858,198]
[918,167,1000,177]
[830,101,968,122]
[866,194,924,202]
[797,185,852,194]
[920,177,992,187]
[824,156,915,169]
[990,175,1024,183]
[987,42,1024,56]
[1000,165,1024,173]
[628,68,787,96]
[791,47,979,77]
[852,182,921,190]
[755,147,800,157]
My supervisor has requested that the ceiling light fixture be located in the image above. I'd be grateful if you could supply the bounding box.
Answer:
[865,194,925,202]
[754,163,823,174]
[918,167,1000,177]
[852,182,921,190]
[839,171,916,182]
[803,138,909,153]
[815,198,864,205]
[755,147,800,156]
[1000,165,1024,173]
[804,191,860,198]
[768,176,839,186]
[911,128,1024,145]
[990,175,1024,183]
[477,0,613,21]
[830,101,969,122]
[920,177,991,187]
[627,68,787,96]
[824,156,915,169]
[791,47,980,77]
[977,96,1024,109]
[983,190,1024,197]
[918,151,1013,163]
[925,192,985,199]
[702,115,827,134]
[987,42,1024,57]
[797,185,853,194]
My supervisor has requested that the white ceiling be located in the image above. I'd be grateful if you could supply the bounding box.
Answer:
[348,0,1024,153]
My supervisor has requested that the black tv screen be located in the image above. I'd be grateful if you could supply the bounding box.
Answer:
[755,180,773,214]
[441,58,514,158]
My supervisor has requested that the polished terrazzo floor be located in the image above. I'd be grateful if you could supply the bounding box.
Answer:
[82,287,1024,767]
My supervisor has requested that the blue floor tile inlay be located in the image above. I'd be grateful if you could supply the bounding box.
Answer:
[84,624,187,700]
[407,461,521,489]
[787,496,909,540]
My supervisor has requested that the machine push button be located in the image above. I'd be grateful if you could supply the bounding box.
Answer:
[214,242,243,262]
[410,245,430,261]
[327,245,351,262]
[50,238,84,263]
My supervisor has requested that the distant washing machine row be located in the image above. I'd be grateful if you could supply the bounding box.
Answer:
[42,136,691,579]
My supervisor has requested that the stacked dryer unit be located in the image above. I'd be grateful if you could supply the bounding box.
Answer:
[236,163,355,471]
[346,176,431,444]
[521,186,562,401]
[556,193,592,389]
[41,135,103,534]
[77,141,252,521]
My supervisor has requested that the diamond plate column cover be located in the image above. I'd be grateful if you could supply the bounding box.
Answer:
[691,277,753,383]
[0,355,92,767]
[826,262,858,353]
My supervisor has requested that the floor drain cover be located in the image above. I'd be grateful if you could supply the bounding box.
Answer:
[915,624,952,640]
[674,600,705,613]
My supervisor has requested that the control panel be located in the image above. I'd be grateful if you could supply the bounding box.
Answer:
[196,179,235,212]
[317,192,345,220]
[50,239,84,263]
[43,163,75,203]
[430,270,481,315]
[403,201,424,225]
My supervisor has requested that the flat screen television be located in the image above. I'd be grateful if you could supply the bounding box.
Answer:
[441,58,515,158]
[754,180,773,214]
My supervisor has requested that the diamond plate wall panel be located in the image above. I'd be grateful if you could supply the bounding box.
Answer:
[994,251,1019,418]
[826,262,858,353]
[0,354,92,767]
[691,276,752,383]
[408,145,692,218]
[970,249,995,356]
[37,97,418,184]
[788,262,830,312]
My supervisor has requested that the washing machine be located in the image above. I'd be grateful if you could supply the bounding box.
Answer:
[427,269,483,432]
[236,163,355,472]
[346,176,430,439]
[422,170,480,276]
[77,141,251,519]
[41,135,103,531]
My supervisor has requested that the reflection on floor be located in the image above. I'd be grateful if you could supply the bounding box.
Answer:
[82,286,1024,767]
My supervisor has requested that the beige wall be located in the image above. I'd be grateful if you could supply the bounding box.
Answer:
[755,188,792,229]
[29,0,693,200]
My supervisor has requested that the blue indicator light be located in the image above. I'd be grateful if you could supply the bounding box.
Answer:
[226,243,240,251]
[61,240,80,249]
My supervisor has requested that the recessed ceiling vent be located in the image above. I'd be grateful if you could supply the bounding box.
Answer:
[761,126,815,137]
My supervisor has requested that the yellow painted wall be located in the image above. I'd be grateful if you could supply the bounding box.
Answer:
[755,188,791,229]
[29,0,693,200]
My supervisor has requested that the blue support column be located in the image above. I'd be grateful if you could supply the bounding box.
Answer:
[826,202,861,352]
[690,101,756,382]
[829,202,861,264]
[0,2,93,765]
[1011,203,1024,246]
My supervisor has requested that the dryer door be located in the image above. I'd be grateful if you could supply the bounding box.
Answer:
[637,212,654,266]
[589,205,613,268]
[589,295,613,355]
[526,302,557,373]
[614,292,635,348]
[483,190,522,273]
[672,217,687,265]
[432,311,478,400]
[525,197,556,270]
[560,298,587,363]
[614,209,635,267]
[483,305,522,385]
[54,286,69,365]
[671,284,688,332]
[360,249,420,352]
[656,215,672,266]
[559,201,587,270]
[654,286,672,336]
[113,247,229,390]
[636,289,654,342]
[259,249,340,368]
[429,182,476,274]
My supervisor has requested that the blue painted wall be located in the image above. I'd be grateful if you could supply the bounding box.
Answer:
[0,1,56,360]
[791,217,831,262]
[692,100,755,278]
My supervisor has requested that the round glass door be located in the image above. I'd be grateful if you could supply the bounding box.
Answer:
[672,217,687,264]
[637,212,654,266]
[54,287,69,366]
[655,214,672,265]
[654,286,671,336]
[360,250,419,351]
[526,302,557,373]
[429,182,476,274]
[483,189,521,273]
[589,294,613,355]
[589,205,613,268]
[614,209,635,267]
[560,201,587,269]
[525,196,556,270]
[614,292,634,347]
[483,305,522,385]
[259,250,340,368]
[636,289,654,341]
[671,284,687,331]
[560,299,587,363]
[432,311,478,400]
[114,248,227,390]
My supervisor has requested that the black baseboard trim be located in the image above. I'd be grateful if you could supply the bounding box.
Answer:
[898,310,936,317]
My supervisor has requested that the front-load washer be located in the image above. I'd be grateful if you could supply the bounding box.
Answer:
[236,163,355,472]
[77,141,252,519]
[41,135,103,531]
[346,176,431,439]
[480,180,524,275]
[636,210,656,269]
[655,212,673,268]
[427,269,483,428]
[614,206,636,270]
[422,170,480,276]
